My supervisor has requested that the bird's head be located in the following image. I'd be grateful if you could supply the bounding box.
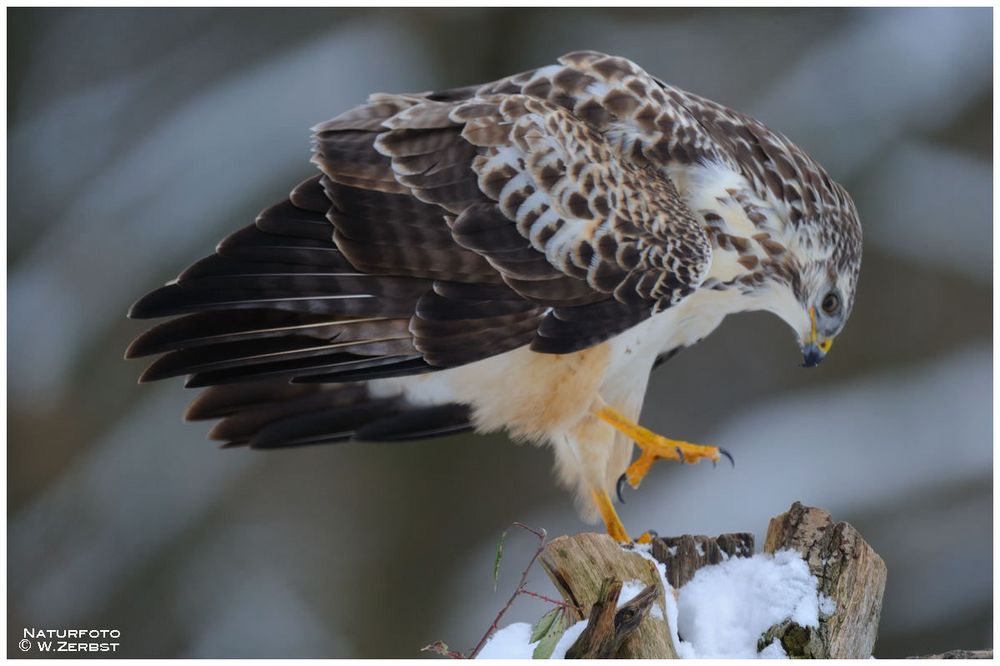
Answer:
[693,113,864,369]
[757,183,862,368]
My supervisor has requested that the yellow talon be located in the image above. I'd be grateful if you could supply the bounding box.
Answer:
[595,404,731,490]
[589,404,733,544]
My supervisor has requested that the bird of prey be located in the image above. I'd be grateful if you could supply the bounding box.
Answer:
[127,51,862,543]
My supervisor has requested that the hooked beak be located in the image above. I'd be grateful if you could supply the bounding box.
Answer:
[802,307,834,368]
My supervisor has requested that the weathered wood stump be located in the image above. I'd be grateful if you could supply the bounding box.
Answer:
[534,502,888,659]
[563,577,660,658]
[428,503,984,659]
[538,532,676,658]
[762,502,888,658]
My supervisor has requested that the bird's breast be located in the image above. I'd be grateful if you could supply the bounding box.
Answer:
[603,290,738,386]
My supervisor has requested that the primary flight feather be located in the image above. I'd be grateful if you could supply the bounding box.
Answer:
[128,51,862,541]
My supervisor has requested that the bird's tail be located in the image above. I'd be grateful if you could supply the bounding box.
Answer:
[183,378,472,449]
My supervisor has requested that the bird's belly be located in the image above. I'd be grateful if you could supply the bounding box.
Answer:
[370,341,613,442]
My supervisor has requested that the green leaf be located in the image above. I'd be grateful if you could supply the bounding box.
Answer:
[531,607,570,659]
[493,529,508,591]
[529,607,561,643]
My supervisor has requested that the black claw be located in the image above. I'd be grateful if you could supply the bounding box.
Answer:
[616,473,628,504]
[719,447,735,468]
[675,445,684,463]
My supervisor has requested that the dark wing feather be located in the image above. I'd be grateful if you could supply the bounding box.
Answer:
[128,176,429,391]
[187,379,471,449]
[354,403,473,442]
[248,397,407,448]
[410,283,543,366]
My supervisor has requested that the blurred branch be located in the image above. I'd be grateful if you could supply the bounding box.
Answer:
[907,649,992,659]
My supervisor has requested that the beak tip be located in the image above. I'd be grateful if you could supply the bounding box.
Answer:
[801,346,824,368]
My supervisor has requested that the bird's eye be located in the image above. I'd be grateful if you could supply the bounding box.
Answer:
[821,292,840,315]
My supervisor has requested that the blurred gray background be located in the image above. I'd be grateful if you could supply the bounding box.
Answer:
[7,7,991,659]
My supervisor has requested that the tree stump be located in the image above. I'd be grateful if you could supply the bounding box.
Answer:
[651,532,755,588]
[538,532,677,658]
[762,502,888,658]
[564,577,660,658]
[529,504,887,660]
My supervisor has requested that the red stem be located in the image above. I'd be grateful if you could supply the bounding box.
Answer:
[518,588,581,612]
[467,523,548,659]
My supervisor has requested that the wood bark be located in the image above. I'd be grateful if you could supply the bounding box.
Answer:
[651,532,754,588]
[538,532,677,658]
[763,501,888,658]
[562,577,659,658]
[565,577,622,658]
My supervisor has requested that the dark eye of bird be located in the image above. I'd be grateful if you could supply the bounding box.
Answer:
[821,292,840,315]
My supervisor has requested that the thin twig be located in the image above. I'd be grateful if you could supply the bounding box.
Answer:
[467,522,548,659]
[420,641,466,660]
[518,588,581,612]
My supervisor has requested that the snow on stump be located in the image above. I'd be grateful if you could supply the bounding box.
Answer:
[523,502,886,659]
[761,501,887,658]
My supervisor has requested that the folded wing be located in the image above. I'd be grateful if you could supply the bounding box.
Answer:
[127,51,711,447]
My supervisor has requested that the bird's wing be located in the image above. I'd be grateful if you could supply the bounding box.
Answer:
[128,51,712,390]
[315,51,714,356]
[443,93,712,352]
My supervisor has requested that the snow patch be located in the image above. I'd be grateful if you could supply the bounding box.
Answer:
[475,622,537,659]
[676,549,824,658]
[759,638,789,658]
[548,620,588,659]
[819,593,837,617]
[618,579,648,606]
[619,579,664,621]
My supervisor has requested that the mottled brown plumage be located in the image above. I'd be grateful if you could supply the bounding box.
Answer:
[127,52,862,534]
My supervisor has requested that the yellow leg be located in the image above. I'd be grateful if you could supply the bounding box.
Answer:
[594,404,729,490]
[591,489,631,543]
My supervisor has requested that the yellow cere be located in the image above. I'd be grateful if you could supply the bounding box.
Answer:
[808,307,835,353]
